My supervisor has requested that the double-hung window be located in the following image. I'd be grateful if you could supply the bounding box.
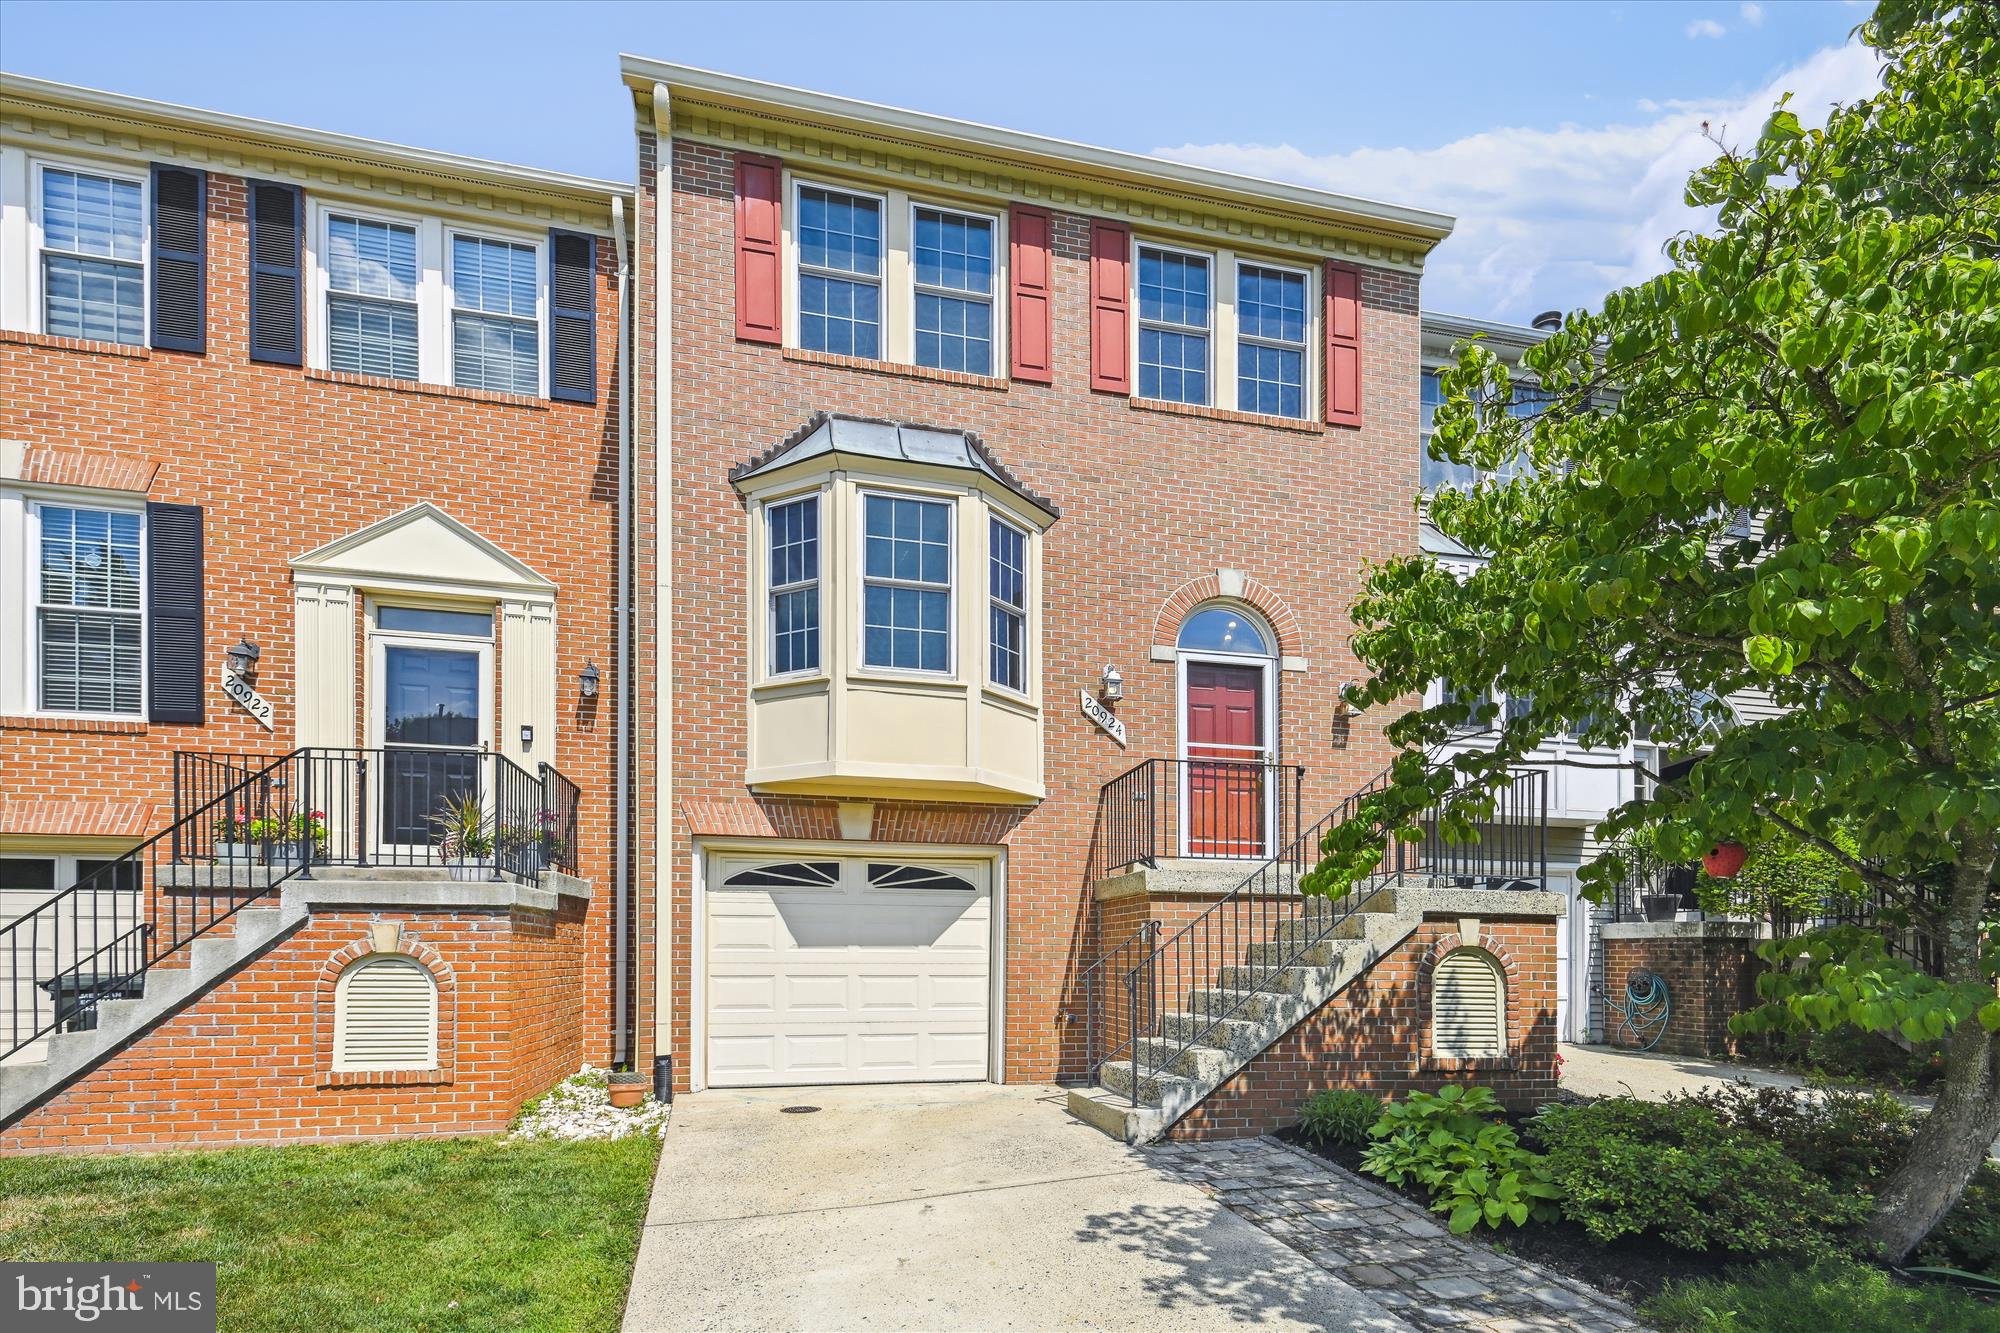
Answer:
[450,234,539,395]
[1420,372,1476,491]
[1137,245,1210,405]
[862,493,950,673]
[768,496,821,676]
[1236,263,1307,418]
[988,518,1027,692]
[40,166,145,345]
[913,207,994,375]
[797,186,882,359]
[35,503,144,714]
[325,213,420,381]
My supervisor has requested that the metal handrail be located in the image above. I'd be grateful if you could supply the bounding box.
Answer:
[1095,757,1306,876]
[4,747,588,1063]
[1082,764,1550,1103]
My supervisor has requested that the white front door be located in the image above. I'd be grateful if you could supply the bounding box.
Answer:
[705,855,991,1087]
[1550,869,1592,1043]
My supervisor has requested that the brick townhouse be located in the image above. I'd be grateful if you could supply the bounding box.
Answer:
[0,77,643,1151]
[623,60,1564,1142]
[1,60,1577,1155]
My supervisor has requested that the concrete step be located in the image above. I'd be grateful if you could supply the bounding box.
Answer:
[1131,1035,1233,1082]
[1098,1058,1197,1108]
[1187,986,1308,1026]
[1216,963,1315,996]
[1065,1083,1169,1145]
[1157,1010,1271,1054]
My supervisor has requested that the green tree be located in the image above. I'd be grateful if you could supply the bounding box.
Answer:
[1307,1,1998,1261]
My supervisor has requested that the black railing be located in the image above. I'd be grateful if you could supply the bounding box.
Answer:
[1095,758,1305,875]
[3,748,585,1063]
[1081,765,1549,1106]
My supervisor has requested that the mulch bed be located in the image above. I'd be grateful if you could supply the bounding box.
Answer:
[1274,1124,1732,1306]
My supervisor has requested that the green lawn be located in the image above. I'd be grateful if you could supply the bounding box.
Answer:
[0,1135,661,1332]
[1643,1259,1998,1333]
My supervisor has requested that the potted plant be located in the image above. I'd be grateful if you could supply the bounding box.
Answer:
[537,809,569,874]
[607,1069,648,1109]
[213,814,256,864]
[1642,892,1682,922]
[432,791,493,881]
[496,821,543,877]
[257,807,327,869]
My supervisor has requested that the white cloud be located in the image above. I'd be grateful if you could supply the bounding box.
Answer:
[1741,3,1765,26]
[1687,18,1728,39]
[1150,40,1881,324]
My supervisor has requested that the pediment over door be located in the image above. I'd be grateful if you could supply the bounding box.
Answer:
[289,503,554,603]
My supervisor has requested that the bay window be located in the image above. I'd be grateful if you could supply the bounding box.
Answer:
[989,518,1027,692]
[862,493,951,673]
[768,495,821,675]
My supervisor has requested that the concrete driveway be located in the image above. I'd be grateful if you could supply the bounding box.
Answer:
[621,1082,1406,1332]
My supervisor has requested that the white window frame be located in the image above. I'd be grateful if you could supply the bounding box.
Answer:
[780,172,1010,374]
[445,225,549,398]
[764,491,823,681]
[1232,255,1314,420]
[986,514,1029,697]
[856,486,956,679]
[4,490,149,718]
[1133,239,1216,408]
[909,199,1001,378]
[305,197,549,395]
[790,178,887,362]
[27,156,150,346]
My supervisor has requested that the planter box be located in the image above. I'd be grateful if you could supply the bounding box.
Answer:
[446,859,492,882]
[215,843,259,863]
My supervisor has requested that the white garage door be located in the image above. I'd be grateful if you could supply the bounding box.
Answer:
[706,855,992,1087]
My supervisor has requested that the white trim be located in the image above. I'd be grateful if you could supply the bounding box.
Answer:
[1132,237,1215,408]
[6,490,148,719]
[27,155,149,345]
[306,197,551,394]
[908,197,1005,378]
[1231,253,1317,421]
[854,485,956,680]
[1173,602,1280,860]
[691,838,1007,1089]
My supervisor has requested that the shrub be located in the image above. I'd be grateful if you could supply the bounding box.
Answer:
[1359,1085,1562,1234]
[1688,1083,1917,1191]
[1526,1097,1870,1257]
[1917,1162,2000,1278]
[1643,1258,1997,1333]
[1296,1089,1382,1147]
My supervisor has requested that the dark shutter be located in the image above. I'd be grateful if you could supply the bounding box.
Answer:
[145,502,204,725]
[548,229,597,403]
[149,164,205,354]
[248,180,302,366]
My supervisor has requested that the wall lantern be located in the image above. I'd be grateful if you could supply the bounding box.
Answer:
[1702,840,1749,880]
[578,661,601,700]
[224,638,261,679]
[1098,664,1124,705]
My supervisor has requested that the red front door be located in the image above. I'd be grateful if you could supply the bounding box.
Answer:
[1184,662,1267,856]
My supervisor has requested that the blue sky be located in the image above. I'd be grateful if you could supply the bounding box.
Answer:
[0,0,1881,321]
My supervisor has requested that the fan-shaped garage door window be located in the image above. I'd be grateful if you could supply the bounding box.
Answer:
[722,862,840,889]
[1432,948,1505,1059]
[333,954,438,1071]
[867,863,977,892]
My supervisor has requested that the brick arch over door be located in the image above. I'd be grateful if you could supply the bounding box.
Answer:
[1151,576,1302,659]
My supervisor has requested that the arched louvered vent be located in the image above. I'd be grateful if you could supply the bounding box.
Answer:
[1432,948,1505,1059]
[333,954,438,1072]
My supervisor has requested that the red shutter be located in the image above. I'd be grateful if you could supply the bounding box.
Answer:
[1325,260,1362,427]
[1088,220,1131,394]
[734,153,783,344]
[1009,205,1054,383]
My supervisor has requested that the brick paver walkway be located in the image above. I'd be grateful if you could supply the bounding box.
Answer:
[1148,1137,1647,1332]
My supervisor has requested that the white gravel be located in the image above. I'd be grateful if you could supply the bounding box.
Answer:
[510,1066,672,1142]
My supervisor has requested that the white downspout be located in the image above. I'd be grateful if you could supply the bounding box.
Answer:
[610,193,634,1068]
[650,82,678,1077]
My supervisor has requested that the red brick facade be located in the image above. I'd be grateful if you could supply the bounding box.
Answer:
[2,894,589,1154]
[1601,923,1764,1058]
[641,126,1427,1090]
[1165,915,1561,1140]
